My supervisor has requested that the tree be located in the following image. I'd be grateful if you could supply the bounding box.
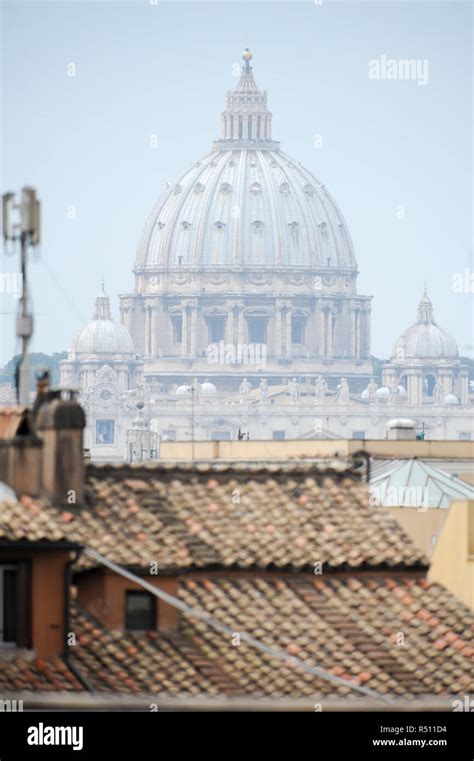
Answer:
[0,352,68,391]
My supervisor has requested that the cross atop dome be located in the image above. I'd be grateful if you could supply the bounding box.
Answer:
[213,49,280,151]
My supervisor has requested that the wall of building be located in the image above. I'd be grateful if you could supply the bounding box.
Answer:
[32,550,71,657]
[76,569,178,632]
[160,438,474,462]
[429,500,474,610]
[389,507,448,559]
[0,548,71,658]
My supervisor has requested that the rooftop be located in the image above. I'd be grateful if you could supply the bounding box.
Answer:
[0,461,426,571]
[0,577,471,700]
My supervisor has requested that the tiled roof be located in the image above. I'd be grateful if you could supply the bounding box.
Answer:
[0,496,78,544]
[176,576,474,697]
[69,605,224,696]
[5,576,467,699]
[0,655,83,692]
[0,463,427,570]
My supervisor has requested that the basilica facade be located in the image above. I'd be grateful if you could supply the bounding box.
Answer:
[60,51,472,460]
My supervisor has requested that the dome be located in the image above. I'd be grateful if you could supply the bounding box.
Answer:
[201,380,217,395]
[72,287,135,357]
[176,384,191,396]
[444,393,459,405]
[397,385,407,397]
[392,290,458,360]
[376,386,390,399]
[135,54,357,272]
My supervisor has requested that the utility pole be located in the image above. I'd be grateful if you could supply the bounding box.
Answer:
[2,187,41,406]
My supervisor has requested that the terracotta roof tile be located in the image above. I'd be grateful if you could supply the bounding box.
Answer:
[8,576,456,699]
[0,462,427,570]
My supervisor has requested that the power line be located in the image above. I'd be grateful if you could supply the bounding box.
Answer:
[84,548,390,702]
[42,258,88,324]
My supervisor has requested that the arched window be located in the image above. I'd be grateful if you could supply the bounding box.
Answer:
[424,374,437,396]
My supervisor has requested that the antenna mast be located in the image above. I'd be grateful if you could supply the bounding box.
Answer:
[2,187,41,406]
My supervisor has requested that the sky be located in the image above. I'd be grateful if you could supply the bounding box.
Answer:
[1,0,473,367]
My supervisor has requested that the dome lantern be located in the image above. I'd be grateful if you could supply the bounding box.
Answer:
[93,283,112,321]
[214,48,279,150]
[417,288,435,324]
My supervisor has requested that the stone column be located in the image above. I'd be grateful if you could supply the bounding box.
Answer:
[151,306,158,356]
[237,306,245,345]
[319,305,326,357]
[439,370,452,398]
[190,305,198,358]
[459,368,469,405]
[356,310,361,358]
[350,306,356,357]
[144,307,151,357]
[418,373,424,404]
[363,305,371,358]
[408,369,423,405]
[120,304,132,335]
[225,305,234,345]
[406,370,414,404]
[181,306,188,358]
[285,305,292,358]
[327,307,334,357]
[275,303,283,357]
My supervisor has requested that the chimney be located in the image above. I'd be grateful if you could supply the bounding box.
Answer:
[386,418,417,441]
[0,408,42,496]
[35,389,86,506]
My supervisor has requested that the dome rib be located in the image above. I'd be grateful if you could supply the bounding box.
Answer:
[134,52,358,273]
[135,149,358,272]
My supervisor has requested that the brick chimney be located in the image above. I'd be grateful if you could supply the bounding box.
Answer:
[0,407,42,496]
[35,389,86,506]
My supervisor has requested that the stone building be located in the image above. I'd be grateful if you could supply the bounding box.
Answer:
[60,286,144,459]
[59,51,473,458]
[381,290,469,407]
[118,48,373,391]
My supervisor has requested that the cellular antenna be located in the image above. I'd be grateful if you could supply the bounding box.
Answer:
[2,186,41,405]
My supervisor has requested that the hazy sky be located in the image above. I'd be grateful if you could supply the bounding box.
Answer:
[1,0,472,367]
